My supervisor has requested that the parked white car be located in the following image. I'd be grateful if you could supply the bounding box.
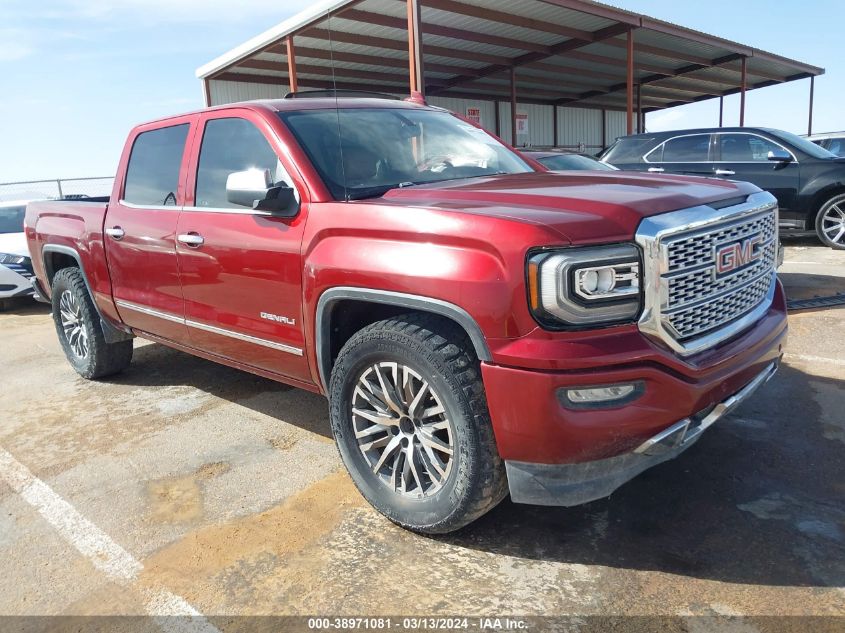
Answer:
[807,132,845,156]
[0,201,35,308]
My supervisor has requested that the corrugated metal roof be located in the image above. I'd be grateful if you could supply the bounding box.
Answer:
[200,0,823,114]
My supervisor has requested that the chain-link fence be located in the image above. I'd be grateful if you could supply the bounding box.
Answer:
[0,177,114,203]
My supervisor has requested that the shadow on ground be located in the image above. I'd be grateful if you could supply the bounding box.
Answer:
[779,271,845,303]
[440,363,845,589]
[110,342,332,439]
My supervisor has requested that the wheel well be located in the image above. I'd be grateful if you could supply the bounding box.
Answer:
[810,186,845,222]
[320,298,486,392]
[44,252,79,285]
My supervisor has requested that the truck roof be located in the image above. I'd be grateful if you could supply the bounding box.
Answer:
[142,97,432,127]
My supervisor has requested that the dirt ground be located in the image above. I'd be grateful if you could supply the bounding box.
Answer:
[0,238,843,632]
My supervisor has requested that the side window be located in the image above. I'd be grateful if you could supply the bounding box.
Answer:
[719,134,782,162]
[195,117,292,209]
[828,138,845,156]
[123,124,189,206]
[661,135,710,162]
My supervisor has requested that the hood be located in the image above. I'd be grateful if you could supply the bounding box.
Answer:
[0,232,29,258]
[380,172,761,243]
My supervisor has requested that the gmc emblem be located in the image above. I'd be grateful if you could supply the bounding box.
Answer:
[715,234,763,275]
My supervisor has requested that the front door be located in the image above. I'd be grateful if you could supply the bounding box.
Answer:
[105,118,194,343]
[713,132,800,212]
[175,112,310,382]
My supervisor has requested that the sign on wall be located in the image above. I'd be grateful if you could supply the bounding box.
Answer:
[516,113,529,136]
[466,107,482,125]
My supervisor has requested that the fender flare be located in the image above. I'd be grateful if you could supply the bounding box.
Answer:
[41,244,133,344]
[315,287,492,394]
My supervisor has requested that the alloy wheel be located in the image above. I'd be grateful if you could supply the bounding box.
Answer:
[59,290,88,358]
[351,361,454,498]
[821,202,845,245]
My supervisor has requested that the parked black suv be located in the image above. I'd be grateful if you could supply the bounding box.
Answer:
[601,127,845,249]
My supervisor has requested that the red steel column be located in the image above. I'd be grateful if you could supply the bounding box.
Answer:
[407,0,425,96]
[740,56,747,127]
[286,37,298,93]
[510,67,517,146]
[808,76,815,136]
[626,29,634,135]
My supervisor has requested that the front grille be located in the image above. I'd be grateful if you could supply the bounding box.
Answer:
[635,191,779,356]
[663,209,777,340]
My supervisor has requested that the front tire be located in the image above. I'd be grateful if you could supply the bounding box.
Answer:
[51,267,133,379]
[329,314,507,534]
[815,193,845,249]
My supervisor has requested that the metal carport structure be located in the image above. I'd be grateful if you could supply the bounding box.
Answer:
[196,0,823,151]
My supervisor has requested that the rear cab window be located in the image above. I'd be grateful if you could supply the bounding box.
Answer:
[123,124,190,206]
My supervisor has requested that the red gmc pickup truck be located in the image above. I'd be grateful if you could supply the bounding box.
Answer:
[26,96,786,533]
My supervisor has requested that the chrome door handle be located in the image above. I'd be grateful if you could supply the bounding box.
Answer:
[715,169,735,176]
[105,227,125,240]
[177,233,204,247]
[647,167,665,173]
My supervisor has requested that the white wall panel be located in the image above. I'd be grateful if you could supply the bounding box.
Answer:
[606,110,628,146]
[426,96,496,133]
[208,79,286,106]
[557,107,602,149]
[497,101,555,147]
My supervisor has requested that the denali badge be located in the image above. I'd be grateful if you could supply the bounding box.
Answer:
[260,311,296,326]
[715,234,763,276]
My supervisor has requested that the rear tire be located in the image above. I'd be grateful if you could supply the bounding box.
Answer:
[815,193,845,250]
[51,267,133,379]
[329,313,508,534]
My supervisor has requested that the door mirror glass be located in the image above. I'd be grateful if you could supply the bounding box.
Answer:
[767,149,793,163]
[226,168,272,207]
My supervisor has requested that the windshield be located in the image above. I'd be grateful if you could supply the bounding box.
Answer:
[537,154,615,171]
[0,206,25,234]
[768,129,838,159]
[279,108,533,200]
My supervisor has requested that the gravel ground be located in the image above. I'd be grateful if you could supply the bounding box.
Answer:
[0,238,843,632]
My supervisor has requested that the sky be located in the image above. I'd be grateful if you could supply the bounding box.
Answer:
[0,0,841,183]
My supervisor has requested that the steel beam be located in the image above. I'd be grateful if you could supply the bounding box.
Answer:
[740,56,747,126]
[627,29,634,135]
[286,37,298,93]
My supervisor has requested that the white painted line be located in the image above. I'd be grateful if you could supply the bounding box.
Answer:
[784,353,845,368]
[0,447,219,632]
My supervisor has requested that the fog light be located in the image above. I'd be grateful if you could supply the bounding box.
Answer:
[559,382,644,409]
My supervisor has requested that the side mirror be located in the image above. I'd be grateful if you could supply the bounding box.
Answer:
[254,185,299,217]
[226,168,272,207]
[225,168,299,217]
[767,149,792,163]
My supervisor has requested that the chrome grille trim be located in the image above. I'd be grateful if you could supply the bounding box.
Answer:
[635,191,779,356]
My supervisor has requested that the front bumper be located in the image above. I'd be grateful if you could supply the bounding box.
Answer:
[505,361,779,506]
[0,264,34,299]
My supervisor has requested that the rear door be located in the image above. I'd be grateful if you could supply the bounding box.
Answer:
[105,117,195,343]
[713,132,800,212]
[644,133,715,177]
[175,110,311,382]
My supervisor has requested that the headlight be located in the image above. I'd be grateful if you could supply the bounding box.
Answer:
[527,244,642,328]
[0,253,27,265]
